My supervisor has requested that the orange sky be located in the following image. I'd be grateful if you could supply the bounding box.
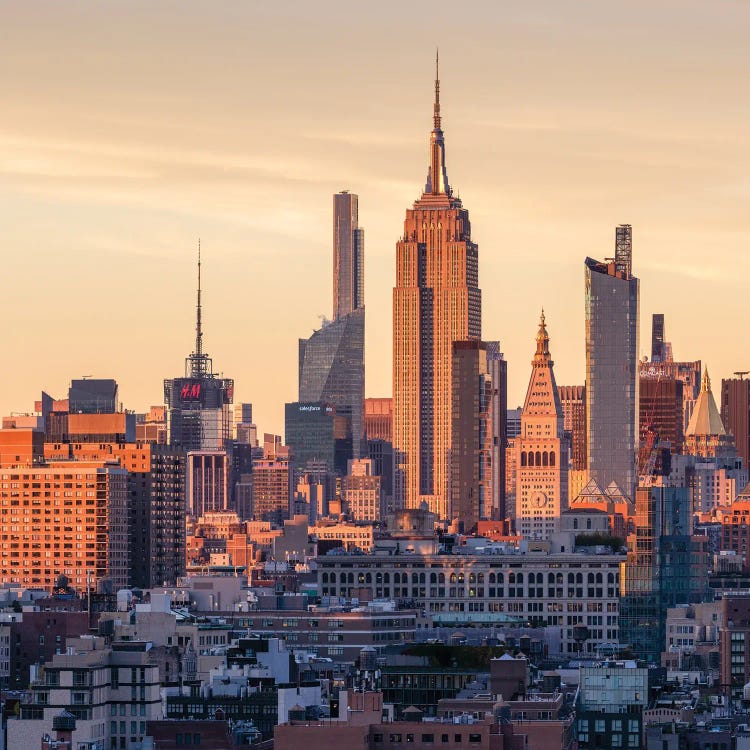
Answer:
[3,1,750,435]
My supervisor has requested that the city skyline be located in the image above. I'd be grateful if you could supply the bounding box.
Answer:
[4,2,750,436]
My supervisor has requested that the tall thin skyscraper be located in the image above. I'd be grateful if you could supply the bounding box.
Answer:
[333,191,364,320]
[651,313,665,363]
[298,194,366,460]
[393,55,482,518]
[585,224,639,500]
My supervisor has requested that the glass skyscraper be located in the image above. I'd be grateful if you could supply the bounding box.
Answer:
[585,224,639,500]
[298,306,365,459]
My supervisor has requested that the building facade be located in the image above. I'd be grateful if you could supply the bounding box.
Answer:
[585,224,639,500]
[0,461,128,590]
[514,314,569,540]
[451,341,493,529]
[722,376,750,470]
[317,548,622,655]
[393,61,481,519]
[333,191,364,321]
[558,385,586,472]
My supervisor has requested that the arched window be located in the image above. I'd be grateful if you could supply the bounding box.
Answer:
[430,573,437,584]
[384,573,390,584]
[438,573,445,584]
[550,452,555,466]
[322,573,329,583]
[521,452,527,467]
[542,452,548,466]
[535,451,542,466]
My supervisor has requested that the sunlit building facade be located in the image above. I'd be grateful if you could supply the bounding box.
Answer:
[585,225,639,500]
[393,59,481,519]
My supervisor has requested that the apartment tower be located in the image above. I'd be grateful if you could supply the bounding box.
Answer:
[585,225,639,500]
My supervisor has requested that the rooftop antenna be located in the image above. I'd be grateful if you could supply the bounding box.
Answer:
[196,238,203,360]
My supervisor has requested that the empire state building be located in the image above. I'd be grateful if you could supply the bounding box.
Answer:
[393,56,482,519]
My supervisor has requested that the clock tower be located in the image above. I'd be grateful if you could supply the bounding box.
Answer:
[514,312,569,539]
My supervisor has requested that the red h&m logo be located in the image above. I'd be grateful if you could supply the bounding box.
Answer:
[180,383,201,400]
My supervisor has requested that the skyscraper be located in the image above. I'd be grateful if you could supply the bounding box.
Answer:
[298,194,365,460]
[298,309,365,459]
[585,224,639,500]
[450,340,493,529]
[514,312,569,540]
[164,247,233,451]
[722,375,750,469]
[486,341,508,521]
[651,313,666,362]
[393,55,482,518]
[333,191,364,320]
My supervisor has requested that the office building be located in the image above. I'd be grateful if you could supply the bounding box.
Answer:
[486,342,508,521]
[585,224,639,500]
[164,249,233,451]
[722,375,750,469]
[558,385,586,472]
[299,310,365,461]
[187,450,230,517]
[393,58,481,519]
[620,484,711,663]
[333,191,364,320]
[364,398,392,442]
[68,378,119,414]
[343,458,381,522]
[640,315,701,432]
[317,545,622,656]
[298,193,366,464]
[651,313,666,362]
[252,456,292,524]
[285,401,350,476]
[514,313,569,540]
[639,375,683,458]
[719,595,750,698]
[451,341,493,529]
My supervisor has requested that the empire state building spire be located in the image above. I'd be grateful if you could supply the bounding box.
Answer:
[425,50,451,196]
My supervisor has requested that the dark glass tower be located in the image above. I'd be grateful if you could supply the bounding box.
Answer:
[585,225,639,500]
[298,308,365,459]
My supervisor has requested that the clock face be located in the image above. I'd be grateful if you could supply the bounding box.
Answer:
[530,491,548,509]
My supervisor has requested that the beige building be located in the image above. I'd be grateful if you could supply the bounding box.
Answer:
[514,313,569,540]
[317,544,623,656]
[393,62,481,519]
[8,636,162,750]
[344,459,381,521]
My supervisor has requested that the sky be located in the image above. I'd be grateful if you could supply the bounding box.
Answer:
[2,1,750,436]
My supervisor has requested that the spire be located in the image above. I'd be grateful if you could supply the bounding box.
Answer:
[186,239,213,378]
[433,49,441,131]
[535,308,551,361]
[686,365,726,436]
[196,239,203,359]
[425,49,451,197]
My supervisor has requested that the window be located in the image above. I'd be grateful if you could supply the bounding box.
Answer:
[441,735,449,744]
[422,735,434,743]
[455,735,462,743]
[373,734,384,743]
[468,735,481,744]
[390,735,402,743]
[406,735,415,743]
